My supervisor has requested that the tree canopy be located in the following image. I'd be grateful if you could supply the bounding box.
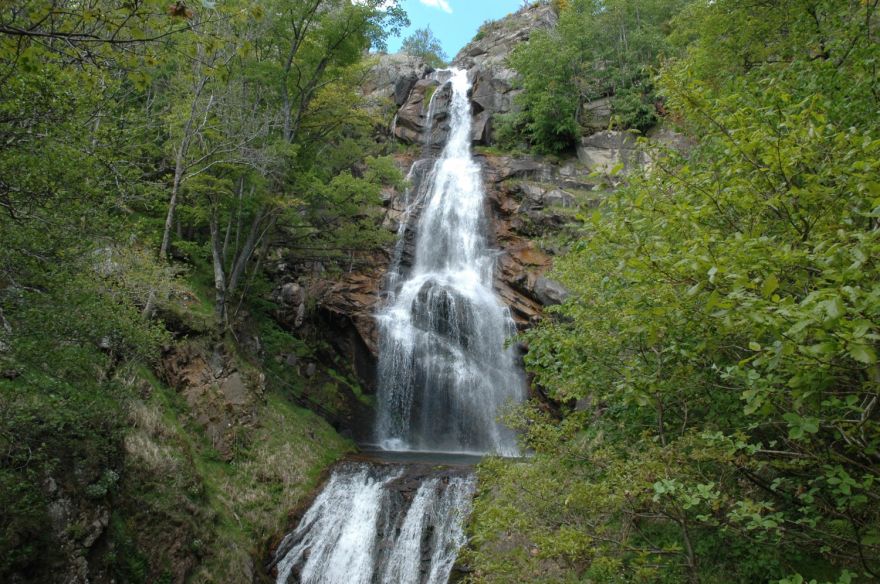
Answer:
[468,0,880,582]
[400,26,447,68]
[0,0,407,579]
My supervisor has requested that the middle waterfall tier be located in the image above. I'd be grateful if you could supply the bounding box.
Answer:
[375,68,525,457]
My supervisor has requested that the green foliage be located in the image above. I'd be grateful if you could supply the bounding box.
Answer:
[469,0,880,582]
[504,0,687,153]
[1,0,404,580]
[110,367,350,584]
[400,26,448,68]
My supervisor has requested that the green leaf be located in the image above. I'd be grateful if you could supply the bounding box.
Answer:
[824,297,845,320]
[848,343,877,364]
[761,274,779,298]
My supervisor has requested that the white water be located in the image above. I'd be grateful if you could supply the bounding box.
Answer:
[375,68,525,456]
[274,463,475,584]
[274,69,524,584]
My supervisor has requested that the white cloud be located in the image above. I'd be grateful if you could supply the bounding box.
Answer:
[419,0,452,14]
[352,0,398,8]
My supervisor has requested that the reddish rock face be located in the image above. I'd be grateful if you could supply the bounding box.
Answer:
[158,342,264,460]
[299,150,581,373]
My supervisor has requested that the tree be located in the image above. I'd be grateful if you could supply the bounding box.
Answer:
[0,0,410,577]
[500,0,687,153]
[152,0,407,324]
[400,26,447,68]
[467,0,880,582]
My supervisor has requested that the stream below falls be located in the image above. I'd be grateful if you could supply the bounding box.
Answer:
[271,68,525,584]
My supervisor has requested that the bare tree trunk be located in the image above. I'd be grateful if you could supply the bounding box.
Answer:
[209,207,228,325]
[222,177,244,265]
[231,212,278,322]
[159,67,210,260]
[680,519,699,584]
[228,209,275,298]
[159,158,185,259]
[141,289,157,319]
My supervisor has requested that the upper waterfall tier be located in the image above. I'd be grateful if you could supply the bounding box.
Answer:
[375,69,525,457]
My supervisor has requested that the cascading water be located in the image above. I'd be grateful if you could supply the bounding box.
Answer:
[272,463,474,584]
[273,69,524,584]
[376,68,525,456]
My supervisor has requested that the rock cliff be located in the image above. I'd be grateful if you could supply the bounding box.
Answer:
[453,4,558,145]
[267,2,689,430]
[279,4,580,408]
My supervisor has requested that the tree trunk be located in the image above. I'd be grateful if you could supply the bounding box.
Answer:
[159,159,185,260]
[209,207,228,324]
[159,68,210,260]
[228,209,274,298]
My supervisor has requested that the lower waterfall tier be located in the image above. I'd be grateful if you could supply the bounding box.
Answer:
[272,462,474,584]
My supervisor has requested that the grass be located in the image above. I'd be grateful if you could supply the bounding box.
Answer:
[114,261,353,583]
[423,84,437,110]
[189,389,352,583]
[118,367,352,584]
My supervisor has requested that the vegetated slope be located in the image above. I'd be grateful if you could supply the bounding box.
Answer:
[464,1,880,583]
[0,1,406,582]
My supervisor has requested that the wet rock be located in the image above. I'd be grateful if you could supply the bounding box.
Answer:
[394,78,447,144]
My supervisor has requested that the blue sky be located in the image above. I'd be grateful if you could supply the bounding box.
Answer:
[386,0,524,60]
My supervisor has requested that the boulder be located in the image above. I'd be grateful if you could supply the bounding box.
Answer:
[393,73,420,106]
[581,97,613,130]
[471,110,492,144]
[543,188,576,208]
[533,277,570,306]
[576,130,647,173]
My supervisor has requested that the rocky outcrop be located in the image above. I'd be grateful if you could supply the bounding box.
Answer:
[362,53,433,107]
[478,154,585,326]
[576,130,646,173]
[393,77,453,146]
[453,4,557,144]
[453,5,557,74]
[40,478,112,584]
[159,342,264,460]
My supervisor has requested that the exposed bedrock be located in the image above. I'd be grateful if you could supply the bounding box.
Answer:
[266,3,696,417]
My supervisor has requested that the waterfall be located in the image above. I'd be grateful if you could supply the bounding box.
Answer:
[273,463,474,584]
[375,68,525,456]
[273,69,524,584]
